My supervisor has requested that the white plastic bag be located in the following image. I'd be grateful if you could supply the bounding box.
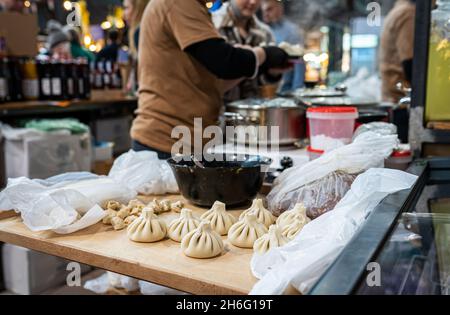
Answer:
[0,175,136,233]
[138,281,187,295]
[250,168,418,295]
[83,272,140,294]
[0,150,179,234]
[109,150,178,195]
[267,132,398,216]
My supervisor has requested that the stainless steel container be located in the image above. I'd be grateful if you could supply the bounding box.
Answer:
[225,98,307,145]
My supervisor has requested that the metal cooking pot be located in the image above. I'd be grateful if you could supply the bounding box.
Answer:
[225,98,307,145]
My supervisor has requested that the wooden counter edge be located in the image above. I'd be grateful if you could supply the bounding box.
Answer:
[0,225,249,296]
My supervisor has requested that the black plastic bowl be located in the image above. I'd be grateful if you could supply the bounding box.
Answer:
[167,154,272,208]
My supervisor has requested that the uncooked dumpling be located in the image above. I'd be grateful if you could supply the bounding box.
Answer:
[228,213,268,248]
[200,201,236,236]
[168,208,201,242]
[239,199,275,228]
[276,203,311,229]
[281,219,306,240]
[127,208,167,243]
[181,221,224,259]
[253,225,290,254]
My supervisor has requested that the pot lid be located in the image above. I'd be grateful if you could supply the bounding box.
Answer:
[227,98,299,110]
[302,96,379,107]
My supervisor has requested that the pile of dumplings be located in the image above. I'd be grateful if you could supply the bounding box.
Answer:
[124,200,232,259]
[102,199,184,231]
[103,197,312,259]
[226,200,311,254]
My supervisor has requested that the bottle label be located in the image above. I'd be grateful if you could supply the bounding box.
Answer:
[42,78,51,96]
[52,78,62,95]
[0,78,7,98]
[78,79,84,95]
[23,79,39,99]
[67,78,74,96]
[95,74,102,88]
[112,74,121,89]
[103,74,111,86]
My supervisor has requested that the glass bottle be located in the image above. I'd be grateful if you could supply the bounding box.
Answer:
[425,0,450,121]
[21,59,39,101]
[0,58,8,103]
[38,59,52,100]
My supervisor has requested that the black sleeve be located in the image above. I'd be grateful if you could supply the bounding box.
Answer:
[185,38,257,80]
[402,58,413,83]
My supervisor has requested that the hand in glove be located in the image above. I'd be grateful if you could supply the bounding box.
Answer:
[261,46,291,71]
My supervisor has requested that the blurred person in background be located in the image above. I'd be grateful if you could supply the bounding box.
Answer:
[97,29,121,62]
[64,26,95,62]
[262,0,305,93]
[124,0,151,58]
[380,0,416,103]
[123,0,151,94]
[46,20,72,60]
[212,0,281,101]
[0,0,22,12]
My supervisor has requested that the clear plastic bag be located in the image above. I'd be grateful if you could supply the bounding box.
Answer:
[0,150,178,234]
[267,132,399,217]
[270,171,358,218]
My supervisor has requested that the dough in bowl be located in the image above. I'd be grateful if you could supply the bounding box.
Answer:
[253,225,290,254]
[200,201,237,236]
[239,199,275,228]
[127,208,167,243]
[181,221,224,259]
[228,213,268,248]
[276,203,311,229]
[168,208,201,242]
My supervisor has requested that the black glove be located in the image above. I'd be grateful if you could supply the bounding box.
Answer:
[261,46,290,72]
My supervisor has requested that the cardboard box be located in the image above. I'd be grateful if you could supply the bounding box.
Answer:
[3,130,92,179]
[95,116,132,155]
[0,12,38,57]
[2,244,92,295]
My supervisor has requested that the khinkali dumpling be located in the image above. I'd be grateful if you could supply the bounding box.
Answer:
[276,203,311,229]
[200,201,236,236]
[127,208,167,243]
[181,221,224,259]
[168,208,201,242]
[228,213,268,248]
[253,225,290,254]
[281,219,307,240]
[239,199,275,228]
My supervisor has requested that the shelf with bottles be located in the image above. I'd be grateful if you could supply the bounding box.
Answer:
[0,56,93,104]
[90,60,124,91]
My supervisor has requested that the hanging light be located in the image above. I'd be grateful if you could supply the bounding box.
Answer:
[24,1,31,8]
[101,21,112,30]
[63,0,73,11]
[115,19,125,29]
[84,35,92,46]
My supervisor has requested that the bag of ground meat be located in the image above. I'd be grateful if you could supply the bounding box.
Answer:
[267,132,399,218]
[269,171,358,218]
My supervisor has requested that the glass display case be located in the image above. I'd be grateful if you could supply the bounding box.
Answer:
[309,158,450,295]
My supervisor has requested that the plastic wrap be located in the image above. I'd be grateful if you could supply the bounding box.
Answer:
[0,150,179,234]
[267,132,399,217]
[251,168,419,295]
[353,122,398,140]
